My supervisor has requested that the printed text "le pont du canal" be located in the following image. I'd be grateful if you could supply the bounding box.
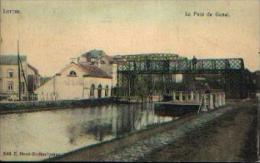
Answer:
[185,11,230,17]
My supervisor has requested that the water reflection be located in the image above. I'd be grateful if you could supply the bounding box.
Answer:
[0,103,176,161]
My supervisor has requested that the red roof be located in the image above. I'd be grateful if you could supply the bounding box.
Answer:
[76,63,112,79]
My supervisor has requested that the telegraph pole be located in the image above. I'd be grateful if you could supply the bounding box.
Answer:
[257,51,260,161]
[17,40,21,101]
[259,52,260,70]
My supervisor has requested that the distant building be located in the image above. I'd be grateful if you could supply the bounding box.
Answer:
[0,55,41,101]
[35,62,115,101]
[77,49,117,87]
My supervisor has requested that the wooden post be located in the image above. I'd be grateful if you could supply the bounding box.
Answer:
[17,40,21,101]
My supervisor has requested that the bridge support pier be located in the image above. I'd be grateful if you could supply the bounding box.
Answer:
[179,92,183,102]
[195,92,200,104]
[214,94,219,108]
[201,95,208,112]
[190,91,194,102]
[172,92,176,101]
[209,94,214,110]
[220,93,225,106]
[185,94,189,102]
[218,93,222,107]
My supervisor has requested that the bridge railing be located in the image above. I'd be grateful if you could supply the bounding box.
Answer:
[172,90,226,112]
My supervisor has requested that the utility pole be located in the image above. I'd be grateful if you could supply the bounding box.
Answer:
[257,52,260,70]
[257,52,260,161]
[17,40,21,101]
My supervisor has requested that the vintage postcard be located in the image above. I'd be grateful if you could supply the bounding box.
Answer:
[0,0,259,162]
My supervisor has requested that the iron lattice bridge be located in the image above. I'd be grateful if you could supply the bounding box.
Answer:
[116,55,250,99]
[117,58,244,74]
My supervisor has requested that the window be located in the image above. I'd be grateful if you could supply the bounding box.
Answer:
[105,85,109,97]
[8,81,14,91]
[97,84,102,98]
[69,71,77,77]
[8,69,14,78]
[90,84,95,97]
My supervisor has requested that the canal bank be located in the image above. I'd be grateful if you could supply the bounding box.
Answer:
[141,100,257,162]
[0,102,176,161]
[51,100,256,162]
[0,98,117,115]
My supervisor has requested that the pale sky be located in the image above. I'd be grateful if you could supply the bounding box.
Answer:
[1,0,259,76]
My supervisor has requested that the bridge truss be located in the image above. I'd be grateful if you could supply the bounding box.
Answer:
[115,54,251,99]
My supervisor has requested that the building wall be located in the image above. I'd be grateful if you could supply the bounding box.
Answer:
[61,63,86,77]
[99,59,113,75]
[0,62,28,100]
[111,64,117,87]
[35,64,113,101]
[78,54,112,71]
[83,77,112,99]
[35,77,55,101]
[56,76,85,100]
[36,76,112,101]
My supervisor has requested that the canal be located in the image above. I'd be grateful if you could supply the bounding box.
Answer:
[0,103,179,161]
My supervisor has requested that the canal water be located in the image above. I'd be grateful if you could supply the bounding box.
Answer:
[0,103,179,161]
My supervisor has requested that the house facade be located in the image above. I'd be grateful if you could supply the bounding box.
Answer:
[0,55,41,101]
[35,62,115,101]
[77,49,117,86]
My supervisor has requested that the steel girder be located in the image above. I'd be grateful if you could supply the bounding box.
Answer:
[117,57,247,99]
[118,58,244,74]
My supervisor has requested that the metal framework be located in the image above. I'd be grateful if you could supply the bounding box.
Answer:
[116,54,249,99]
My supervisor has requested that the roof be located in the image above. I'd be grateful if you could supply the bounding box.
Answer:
[76,63,112,79]
[81,49,106,59]
[81,49,114,62]
[37,63,112,91]
[0,55,27,65]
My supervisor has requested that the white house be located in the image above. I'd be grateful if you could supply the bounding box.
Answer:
[0,55,41,101]
[35,62,115,101]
